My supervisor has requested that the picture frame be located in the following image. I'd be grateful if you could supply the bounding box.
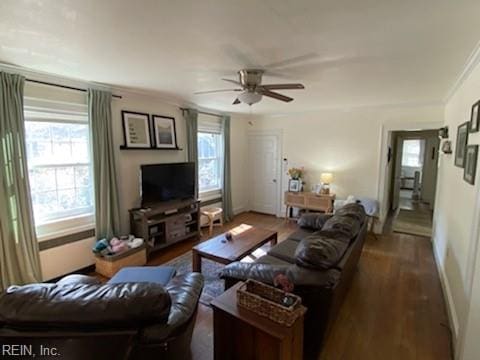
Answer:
[470,101,480,133]
[438,126,449,139]
[455,122,469,168]
[121,111,152,148]
[152,115,177,149]
[464,145,478,185]
[288,179,301,192]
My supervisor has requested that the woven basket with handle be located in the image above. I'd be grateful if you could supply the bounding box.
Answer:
[237,279,306,327]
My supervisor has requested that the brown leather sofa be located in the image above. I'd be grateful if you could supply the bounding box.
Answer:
[0,272,203,360]
[221,203,368,358]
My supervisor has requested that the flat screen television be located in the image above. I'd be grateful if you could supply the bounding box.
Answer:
[140,162,195,207]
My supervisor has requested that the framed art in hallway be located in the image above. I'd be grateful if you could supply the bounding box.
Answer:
[455,122,469,168]
[121,111,152,148]
[464,145,478,185]
[470,100,480,133]
[152,115,177,149]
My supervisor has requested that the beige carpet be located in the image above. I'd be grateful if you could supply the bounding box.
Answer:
[393,208,433,237]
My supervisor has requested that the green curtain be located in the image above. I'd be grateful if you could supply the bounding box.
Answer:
[0,72,42,289]
[222,115,234,222]
[88,89,120,240]
[184,108,199,198]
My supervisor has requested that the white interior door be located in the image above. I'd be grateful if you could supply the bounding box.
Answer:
[392,136,404,210]
[248,134,280,215]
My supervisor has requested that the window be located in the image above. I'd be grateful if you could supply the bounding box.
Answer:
[197,114,224,195]
[24,107,94,227]
[402,139,425,167]
[198,132,222,193]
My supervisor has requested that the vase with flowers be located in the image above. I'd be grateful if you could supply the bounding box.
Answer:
[287,167,305,192]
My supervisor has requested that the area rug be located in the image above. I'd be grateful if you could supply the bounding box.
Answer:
[164,246,269,306]
[164,251,226,306]
[393,208,432,237]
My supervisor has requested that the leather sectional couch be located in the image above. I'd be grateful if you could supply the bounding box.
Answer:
[221,203,368,358]
[0,272,203,360]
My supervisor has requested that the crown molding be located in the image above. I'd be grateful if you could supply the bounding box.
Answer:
[250,100,444,118]
[0,62,111,92]
[0,63,185,106]
[444,39,480,103]
[0,61,452,118]
[0,62,232,117]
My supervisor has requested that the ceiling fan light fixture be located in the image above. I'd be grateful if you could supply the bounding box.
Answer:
[238,91,262,105]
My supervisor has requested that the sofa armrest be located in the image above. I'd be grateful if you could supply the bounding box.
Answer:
[297,213,333,230]
[56,274,102,286]
[221,262,341,289]
[140,273,204,343]
[220,262,290,286]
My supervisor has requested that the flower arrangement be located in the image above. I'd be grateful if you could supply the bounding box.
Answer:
[287,167,304,179]
[273,273,294,293]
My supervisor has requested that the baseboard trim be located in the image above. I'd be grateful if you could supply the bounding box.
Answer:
[432,242,459,348]
[233,205,247,215]
[46,264,96,283]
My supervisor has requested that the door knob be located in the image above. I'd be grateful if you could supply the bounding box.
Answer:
[273,179,277,183]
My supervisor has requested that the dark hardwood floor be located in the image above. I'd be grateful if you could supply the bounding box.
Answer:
[137,212,453,360]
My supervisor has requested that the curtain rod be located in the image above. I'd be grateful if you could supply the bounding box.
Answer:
[26,79,123,99]
[180,107,222,118]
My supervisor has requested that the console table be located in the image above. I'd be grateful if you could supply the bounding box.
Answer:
[284,192,335,221]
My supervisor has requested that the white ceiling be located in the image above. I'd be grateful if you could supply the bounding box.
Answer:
[1,0,479,114]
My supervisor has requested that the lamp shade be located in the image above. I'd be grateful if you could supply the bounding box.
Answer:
[320,172,333,184]
[238,91,262,105]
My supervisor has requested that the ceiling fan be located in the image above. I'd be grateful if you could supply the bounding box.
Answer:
[194,69,305,105]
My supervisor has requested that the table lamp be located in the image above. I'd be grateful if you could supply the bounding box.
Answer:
[320,173,333,194]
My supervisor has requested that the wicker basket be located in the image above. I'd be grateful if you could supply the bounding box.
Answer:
[95,246,146,278]
[237,279,305,327]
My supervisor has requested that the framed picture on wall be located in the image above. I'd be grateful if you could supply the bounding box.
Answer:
[152,115,177,149]
[455,122,469,168]
[464,145,478,185]
[121,111,152,148]
[471,101,480,133]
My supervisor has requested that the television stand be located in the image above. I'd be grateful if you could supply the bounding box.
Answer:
[129,198,200,257]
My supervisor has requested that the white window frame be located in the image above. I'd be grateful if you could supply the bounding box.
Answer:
[402,139,424,168]
[197,114,224,200]
[24,100,95,241]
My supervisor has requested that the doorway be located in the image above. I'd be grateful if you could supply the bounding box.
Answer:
[387,130,439,237]
[248,131,282,215]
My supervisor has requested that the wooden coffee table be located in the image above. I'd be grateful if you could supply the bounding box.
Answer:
[192,224,278,273]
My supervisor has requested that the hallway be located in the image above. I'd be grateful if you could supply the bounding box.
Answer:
[391,190,433,237]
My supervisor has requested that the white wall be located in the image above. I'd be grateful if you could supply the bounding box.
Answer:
[39,237,95,280]
[462,246,480,359]
[230,115,250,215]
[111,95,249,233]
[111,93,187,234]
[432,54,480,358]
[21,78,249,279]
[248,105,443,226]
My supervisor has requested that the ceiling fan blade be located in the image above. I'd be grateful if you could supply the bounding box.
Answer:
[258,89,293,102]
[232,98,241,105]
[260,83,305,90]
[194,89,241,95]
[222,78,242,86]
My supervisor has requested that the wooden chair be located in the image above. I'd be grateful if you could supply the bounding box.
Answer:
[201,207,223,236]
